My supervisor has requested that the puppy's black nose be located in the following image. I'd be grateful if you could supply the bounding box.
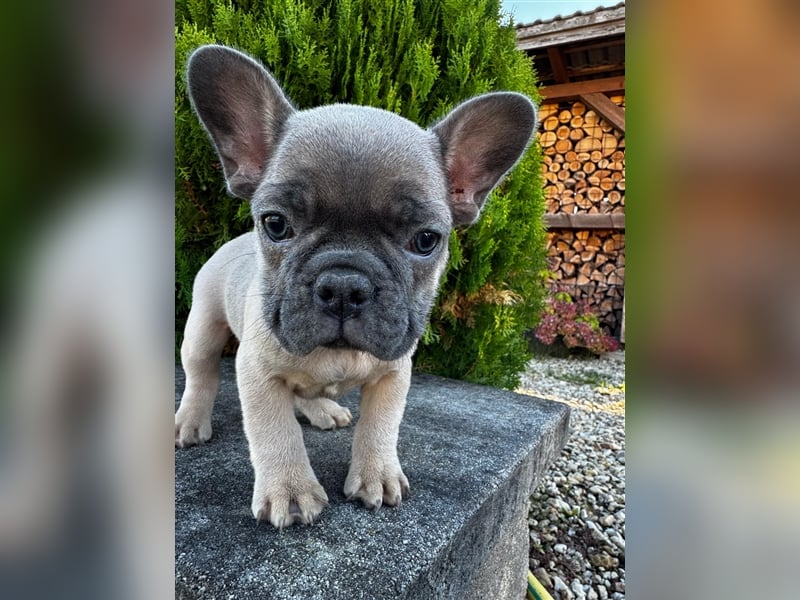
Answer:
[314,270,374,320]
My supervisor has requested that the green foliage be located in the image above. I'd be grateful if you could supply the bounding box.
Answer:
[175,0,547,389]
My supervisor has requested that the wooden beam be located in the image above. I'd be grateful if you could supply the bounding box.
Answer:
[543,213,625,230]
[547,47,570,83]
[580,92,625,133]
[539,76,624,103]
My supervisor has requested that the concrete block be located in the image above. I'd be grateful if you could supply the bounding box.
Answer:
[176,358,569,599]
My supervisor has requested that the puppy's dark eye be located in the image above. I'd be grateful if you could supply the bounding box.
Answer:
[408,231,440,256]
[262,213,294,242]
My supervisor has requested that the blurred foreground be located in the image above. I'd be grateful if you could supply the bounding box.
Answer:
[0,1,174,599]
[629,1,800,598]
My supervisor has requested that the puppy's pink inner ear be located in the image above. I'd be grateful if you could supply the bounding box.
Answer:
[446,157,494,225]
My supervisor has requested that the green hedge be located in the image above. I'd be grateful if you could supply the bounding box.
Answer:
[175,0,547,389]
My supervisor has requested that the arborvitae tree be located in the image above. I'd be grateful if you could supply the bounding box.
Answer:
[175,0,547,389]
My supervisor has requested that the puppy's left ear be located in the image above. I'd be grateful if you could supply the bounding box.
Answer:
[432,93,537,227]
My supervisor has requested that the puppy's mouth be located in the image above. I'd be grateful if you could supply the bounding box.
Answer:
[323,337,358,351]
[273,307,366,355]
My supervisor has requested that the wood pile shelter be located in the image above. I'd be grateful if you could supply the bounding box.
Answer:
[516,2,626,341]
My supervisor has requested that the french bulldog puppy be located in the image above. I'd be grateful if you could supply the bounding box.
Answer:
[175,45,537,529]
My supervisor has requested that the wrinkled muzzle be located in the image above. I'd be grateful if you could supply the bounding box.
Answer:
[272,250,422,361]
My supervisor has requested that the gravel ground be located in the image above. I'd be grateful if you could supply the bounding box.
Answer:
[517,352,625,600]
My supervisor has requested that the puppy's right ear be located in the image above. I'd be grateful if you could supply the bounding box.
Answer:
[186,45,295,199]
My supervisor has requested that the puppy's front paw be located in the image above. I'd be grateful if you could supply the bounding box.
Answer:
[175,406,212,448]
[344,458,409,510]
[252,472,329,529]
[295,397,353,430]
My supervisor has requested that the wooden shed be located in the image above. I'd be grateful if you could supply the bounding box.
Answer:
[516,2,626,341]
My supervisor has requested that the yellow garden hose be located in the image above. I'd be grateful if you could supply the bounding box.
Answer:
[527,570,555,600]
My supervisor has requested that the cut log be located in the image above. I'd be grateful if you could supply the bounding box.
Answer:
[555,139,572,154]
[569,128,585,141]
[607,272,624,286]
[601,134,618,156]
[575,137,602,153]
[602,238,618,253]
[582,124,603,139]
[587,187,604,202]
[540,131,557,147]
[543,115,559,131]
[539,103,559,117]
[575,193,592,209]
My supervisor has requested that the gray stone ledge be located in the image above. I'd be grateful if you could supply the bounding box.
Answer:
[176,358,569,599]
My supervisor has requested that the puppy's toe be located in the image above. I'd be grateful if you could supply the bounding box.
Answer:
[344,465,409,510]
[252,479,328,529]
[174,410,212,447]
[295,397,353,430]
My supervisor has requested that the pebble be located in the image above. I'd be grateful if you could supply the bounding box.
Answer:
[520,354,625,600]
[571,578,586,599]
[553,575,573,599]
[534,567,553,589]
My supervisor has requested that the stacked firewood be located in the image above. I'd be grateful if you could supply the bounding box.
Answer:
[545,229,625,336]
[538,98,625,215]
[539,96,625,338]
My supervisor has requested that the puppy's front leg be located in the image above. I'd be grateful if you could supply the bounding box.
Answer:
[237,352,328,529]
[344,359,411,509]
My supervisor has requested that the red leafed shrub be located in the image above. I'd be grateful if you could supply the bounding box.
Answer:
[535,292,620,355]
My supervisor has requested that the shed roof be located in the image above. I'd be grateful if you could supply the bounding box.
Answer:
[515,2,625,96]
[516,2,625,50]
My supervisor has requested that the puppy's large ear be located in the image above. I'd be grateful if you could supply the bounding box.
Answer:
[186,45,295,199]
[432,93,537,227]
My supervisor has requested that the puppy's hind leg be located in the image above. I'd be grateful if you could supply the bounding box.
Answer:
[175,301,231,448]
[294,396,352,430]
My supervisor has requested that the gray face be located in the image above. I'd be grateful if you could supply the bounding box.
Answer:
[251,105,453,361]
